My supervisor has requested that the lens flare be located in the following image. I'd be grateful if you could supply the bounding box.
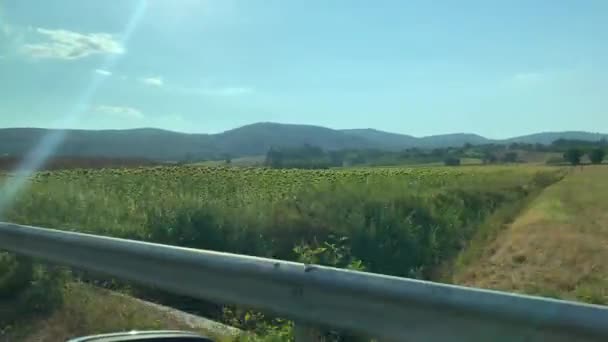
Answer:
[0,0,148,217]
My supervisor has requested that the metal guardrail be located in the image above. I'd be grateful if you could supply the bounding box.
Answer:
[1,222,608,341]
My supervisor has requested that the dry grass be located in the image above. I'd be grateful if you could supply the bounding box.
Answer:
[453,166,608,304]
[2,283,236,342]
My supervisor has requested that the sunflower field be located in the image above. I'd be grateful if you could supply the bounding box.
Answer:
[4,165,563,277]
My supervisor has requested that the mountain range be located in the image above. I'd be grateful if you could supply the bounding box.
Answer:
[0,122,606,161]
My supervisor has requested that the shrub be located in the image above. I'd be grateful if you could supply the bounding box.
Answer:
[0,255,66,327]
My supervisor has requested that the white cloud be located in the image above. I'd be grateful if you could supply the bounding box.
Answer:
[136,76,252,96]
[94,69,112,76]
[140,76,164,87]
[22,28,124,60]
[95,105,143,120]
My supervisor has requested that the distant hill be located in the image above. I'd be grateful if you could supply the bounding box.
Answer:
[0,128,216,161]
[214,123,371,155]
[341,129,418,150]
[417,133,492,148]
[0,123,606,161]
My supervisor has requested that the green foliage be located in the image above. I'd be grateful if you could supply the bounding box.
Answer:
[293,236,366,271]
[0,254,33,298]
[482,152,498,164]
[552,138,608,152]
[589,149,606,165]
[444,157,461,166]
[564,149,584,165]
[502,152,518,163]
[0,254,66,327]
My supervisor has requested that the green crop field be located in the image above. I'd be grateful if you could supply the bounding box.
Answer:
[7,165,563,272]
[1,165,566,340]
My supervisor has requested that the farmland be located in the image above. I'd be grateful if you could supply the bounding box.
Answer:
[6,165,564,274]
[1,165,566,340]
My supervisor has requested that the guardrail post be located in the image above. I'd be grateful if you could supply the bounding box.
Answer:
[294,322,322,342]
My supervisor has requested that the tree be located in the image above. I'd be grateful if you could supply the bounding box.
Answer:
[482,152,497,164]
[444,157,461,166]
[265,148,283,168]
[502,152,518,163]
[589,148,606,165]
[563,148,584,165]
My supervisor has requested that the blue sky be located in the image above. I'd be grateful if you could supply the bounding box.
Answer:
[0,0,606,138]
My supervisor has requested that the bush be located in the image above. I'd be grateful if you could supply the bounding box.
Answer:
[444,157,461,166]
[0,254,66,327]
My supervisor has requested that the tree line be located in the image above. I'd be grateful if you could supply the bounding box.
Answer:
[554,138,607,165]
[264,139,607,169]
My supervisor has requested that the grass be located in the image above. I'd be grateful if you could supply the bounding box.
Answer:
[452,166,608,305]
[0,164,566,340]
[1,282,236,342]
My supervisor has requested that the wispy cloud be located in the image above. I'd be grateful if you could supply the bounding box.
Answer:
[94,69,112,76]
[22,28,124,60]
[136,75,252,96]
[94,105,143,119]
[140,76,164,87]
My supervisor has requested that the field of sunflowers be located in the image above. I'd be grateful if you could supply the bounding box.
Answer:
[4,165,563,277]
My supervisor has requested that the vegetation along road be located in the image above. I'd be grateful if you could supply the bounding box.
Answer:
[2,164,607,341]
[452,166,608,304]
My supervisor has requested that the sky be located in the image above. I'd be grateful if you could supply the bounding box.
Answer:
[0,0,606,139]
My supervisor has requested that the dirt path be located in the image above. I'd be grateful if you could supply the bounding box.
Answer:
[453,166,608,304]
